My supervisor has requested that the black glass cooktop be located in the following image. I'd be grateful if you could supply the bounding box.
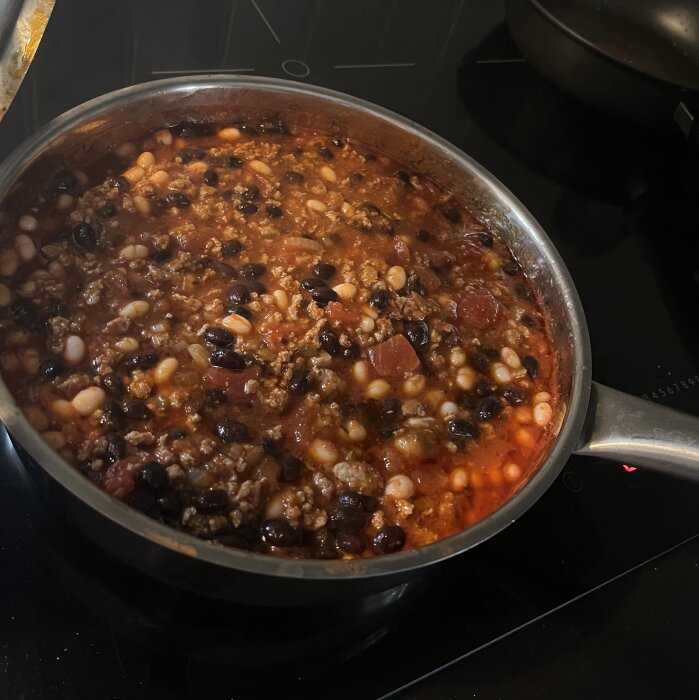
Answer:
[1,2,698,699]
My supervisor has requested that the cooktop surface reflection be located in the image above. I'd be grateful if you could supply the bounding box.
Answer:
[1,1,697,699]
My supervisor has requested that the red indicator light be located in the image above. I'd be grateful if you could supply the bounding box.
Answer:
[622,464,638,473]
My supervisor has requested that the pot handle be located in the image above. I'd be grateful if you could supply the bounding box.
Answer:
[574,382,699,480]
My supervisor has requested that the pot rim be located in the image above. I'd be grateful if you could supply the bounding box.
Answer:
[0,75,592,580]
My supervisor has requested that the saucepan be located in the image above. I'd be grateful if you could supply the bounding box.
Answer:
[0,76,697,606]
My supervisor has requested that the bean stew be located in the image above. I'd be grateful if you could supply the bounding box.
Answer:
[0,117,558,558]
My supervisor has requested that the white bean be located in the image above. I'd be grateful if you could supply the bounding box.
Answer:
[119,300,150,318]
[123,166,145,184]
[0,282,12,307]
[403,374,426,397]
[153,357,179,384]
[218,127,241,141]
[439,401,459,420]
[187,343,209,368]
[365,379,390,400]
[51,399,76,420]
[344,419,367,442]
[308,438,338,466]
[222,313,252,335]
[455,366,476,390]
[449,467,468,492]
[306,199,328,213]
[114,337,139,352]
[155,129,173,145]
[18,214,38,232]
[385,265,407,291]
[273,289,288,312]
[249,159,272,175]
[42,431,66,450]
[282,236,323,252]
[72,386,106,416]
[56,194,74,211]
[359,316,375,333]
[120,244,149,260]
[533,391,551,404]
[501,346,521,369]
[133,195,151,216]
[333,282,357,300]
[320,165,337,183]
[63,335,86,365]
[0,249,19,276]
[385,474,415,499]
[491,362,512,384]
[136,151,155,169]
[449,347,466,368]
[533,402,553,427]
[503,463,522,482]
[352,360,370,385]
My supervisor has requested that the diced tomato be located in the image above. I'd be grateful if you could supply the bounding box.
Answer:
[203,366,259,400]
[456,293,500,330]
[367,334,421,378]
[259,321,297,351]
[326,301,363,328]
[102,457,140,497]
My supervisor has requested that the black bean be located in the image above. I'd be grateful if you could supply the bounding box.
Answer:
[342,343,360,360]
[311,286,338,306]
[328,506,366,532]
[312,263,336,280]
[338,491,378,513]
[203,327,236,346]
[171,119,213,137]
[175,148,207,164]
[203,169,219,186]
[521,314,535,328]
[239,263,266,279]
[127,488,156,514]
[474,380,497,397]
[395,170,411,184]
[369,289,390,311]
[205,388,229,406]
[209,348,245,371]
[373,525,406,554]
[447,419,480,439]
[239,124,258,136]
[228,283,251,305]
[11,299,42,331]
[71,222,97,251]
[241,186,259,202]
[350,172,364,183]
[51,302,70,319]
[101,398,124,431]
[166,192,191,209]
[336,532,366,555]
[318,147,334,160]
[522,355,539,378]
[441,204,461,223]
[477,395,503,421]
[301,277,326,291]
[283,170,304,184]
[442,329,460,347]
[289,368,311,395]
[225,155,244,168]
[461,392,478,410]
[405,274,426,296]
[258,117,288,134]
[516,285,534,302]
[331,137,344,148]
[502,386,527,405]
[166,428,188,442]
[157,490,183,517]
[53,169,77,192]
[122,400,152,419]
[137,462,168,492]
[215,419,250,443]
[217,528,258,551]
[279,454,304,483]
[405,320,429,349]
[195,488,229,514]
[105,433,126,464]
[261,518,299,547]
[311,529,338,559]
[470,350,491,374]
[97,203,117,219]
[248,280,267,295]
[266,204,282,218]
[102,373,124,397]
[381,398,402,420]
[417,229,431,242]
[236,202,258,215]
[121,351,158,371]
[319,328,341,355]
[150,196,169,216]
[41,357,64,381]
[260,438,283,457]
[107,175,129,191]
[211,261,238,279]
[226,303,253,319]
[221,239,243,257]
[482,347,499,359]
[502,259,519,276]
[476,232,494,247]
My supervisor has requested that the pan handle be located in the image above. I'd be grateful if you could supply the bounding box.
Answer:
[574,382,699,480]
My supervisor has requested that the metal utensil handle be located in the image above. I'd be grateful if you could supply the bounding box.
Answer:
[574,381,699,479]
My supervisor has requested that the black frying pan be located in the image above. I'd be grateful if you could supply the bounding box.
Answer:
[506,0,699,141]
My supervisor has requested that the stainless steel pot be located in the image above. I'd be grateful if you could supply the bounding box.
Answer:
[0,76,697,605]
